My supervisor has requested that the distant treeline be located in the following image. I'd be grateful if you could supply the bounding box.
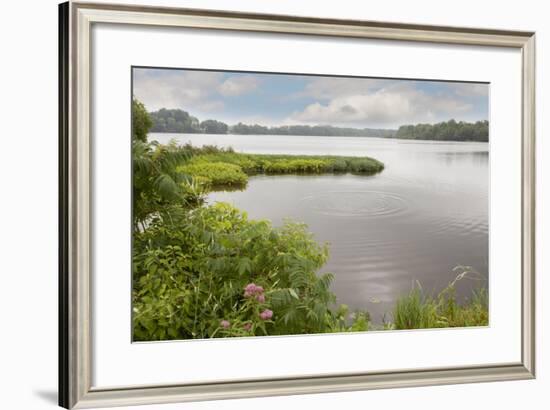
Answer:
[149,108,395,138]
[230,123,395,138]
[149,108,488,141]
[395,120,489,142]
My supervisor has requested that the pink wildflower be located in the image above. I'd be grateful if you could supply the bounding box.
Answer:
[220,320,230,329]
[244,283,258,297]
[259,309,273,320]
[244,283,265,298]
[243,323,252,331]
[256,294,265,303]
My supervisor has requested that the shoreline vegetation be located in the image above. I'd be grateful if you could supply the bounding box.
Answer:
[148,106,489,142]
[132,98,488,341]
[178,144,384,190]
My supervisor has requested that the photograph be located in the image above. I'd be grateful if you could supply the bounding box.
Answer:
[131,67,490,341]
[53,2,537,408]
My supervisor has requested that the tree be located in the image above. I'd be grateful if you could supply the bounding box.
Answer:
[149,108,202,133]
[132,103,201,229]
[132,98,153,142]
[200,119,229,134]
[395,119,488,142]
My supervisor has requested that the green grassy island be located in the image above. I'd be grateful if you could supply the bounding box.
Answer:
[177,144,385,190]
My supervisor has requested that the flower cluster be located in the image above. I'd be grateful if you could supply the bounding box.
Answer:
[260,309,273,321]
[220,320,230,329]
[244,283,264,297]
[244,283,273,321]
[244,283,265,302]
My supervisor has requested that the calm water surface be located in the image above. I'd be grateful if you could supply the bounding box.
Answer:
[151,133,489,323]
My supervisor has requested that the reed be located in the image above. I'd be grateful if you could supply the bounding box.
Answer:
[392,266,488,330]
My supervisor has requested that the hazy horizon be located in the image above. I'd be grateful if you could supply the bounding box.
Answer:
[133,67,489,130]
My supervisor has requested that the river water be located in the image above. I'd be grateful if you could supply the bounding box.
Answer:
[150,133,489,323]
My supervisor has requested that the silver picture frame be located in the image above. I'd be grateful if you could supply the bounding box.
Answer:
[59,2,536,408]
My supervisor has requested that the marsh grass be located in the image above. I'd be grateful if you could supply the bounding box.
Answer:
[179,162,248,189]
[177,144,384,190]
[392,266,488,330]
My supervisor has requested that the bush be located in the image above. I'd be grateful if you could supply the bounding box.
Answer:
[132,202,359,340]
[132,140,199,228]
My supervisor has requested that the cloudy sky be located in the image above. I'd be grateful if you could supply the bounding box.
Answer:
[133,67,488,129]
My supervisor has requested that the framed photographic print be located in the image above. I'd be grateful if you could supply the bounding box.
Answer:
[59,1,535,408]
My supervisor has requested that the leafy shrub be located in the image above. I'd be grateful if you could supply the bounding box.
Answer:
[132,140,200,228]
[132,202,361,340]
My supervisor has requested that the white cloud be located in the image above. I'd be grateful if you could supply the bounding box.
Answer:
[288,83,474,128]
[196,100,225,112]
[293,77,385,100]
[133,69,225,112]
[219,76,260,96]
[133,69,262,113]
[449,83,488,98]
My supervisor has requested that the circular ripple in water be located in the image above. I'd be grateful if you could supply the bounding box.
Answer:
[300,190,410,218]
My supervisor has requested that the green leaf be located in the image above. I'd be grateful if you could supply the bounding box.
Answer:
[237,257,251,276]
